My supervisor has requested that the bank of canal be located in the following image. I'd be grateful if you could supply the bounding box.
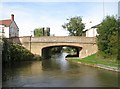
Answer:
[2,38,41,63]
[66,54,120,72]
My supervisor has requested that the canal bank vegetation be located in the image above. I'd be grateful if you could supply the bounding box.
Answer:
[2,38,41,63]
[66,53,120,72]
[67,54,119,67]
[97,16,119,60]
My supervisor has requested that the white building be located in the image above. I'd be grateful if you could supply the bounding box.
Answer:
[0,14,19,38]
[85,24,99,37]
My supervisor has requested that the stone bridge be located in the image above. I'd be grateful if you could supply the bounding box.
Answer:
[9,36,98,58]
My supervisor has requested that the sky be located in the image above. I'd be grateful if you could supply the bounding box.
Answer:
[0,0,119,36]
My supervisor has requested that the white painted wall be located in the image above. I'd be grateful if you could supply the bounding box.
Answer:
[0,25,4,38]
[4,27,9,38]
[86,28,98,37]
[0,25,9,38]
[0,25,3,37]
[0,25,2,33]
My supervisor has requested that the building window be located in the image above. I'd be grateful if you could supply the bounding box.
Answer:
[2,27,4,33]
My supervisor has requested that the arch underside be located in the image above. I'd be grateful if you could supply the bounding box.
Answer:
[41,44,82,59]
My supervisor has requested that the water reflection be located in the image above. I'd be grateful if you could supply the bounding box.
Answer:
[2,53,118,87]
[42,53,69,71]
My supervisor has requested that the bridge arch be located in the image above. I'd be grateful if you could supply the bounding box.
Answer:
[40,43,84,49]
[41,44,82,59]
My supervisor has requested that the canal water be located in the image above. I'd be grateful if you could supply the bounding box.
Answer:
[2,53,118,87]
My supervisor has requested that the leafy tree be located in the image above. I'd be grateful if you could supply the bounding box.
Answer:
[117,19,120,60]
[62,16,85,36]
[51,47,62,54]
[34,28,44,37]
[97,16,118,59]
[34,27,50,37]
[63,47,77,54]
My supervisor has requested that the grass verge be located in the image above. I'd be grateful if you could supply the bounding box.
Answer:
[67,54,119,68]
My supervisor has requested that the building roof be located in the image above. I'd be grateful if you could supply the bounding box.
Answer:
[91,24,100,28]
[0,19,12,27]
[83,24,101,32]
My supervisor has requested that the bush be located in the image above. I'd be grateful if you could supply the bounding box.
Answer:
[2,39,35,63]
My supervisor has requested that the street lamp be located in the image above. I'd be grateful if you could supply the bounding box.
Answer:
[30,31,33,52]
[31,31,34,37]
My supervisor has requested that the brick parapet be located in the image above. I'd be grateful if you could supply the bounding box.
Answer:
[31,36,96,44]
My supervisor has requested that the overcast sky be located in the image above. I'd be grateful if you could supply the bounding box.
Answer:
[0,0,119,36]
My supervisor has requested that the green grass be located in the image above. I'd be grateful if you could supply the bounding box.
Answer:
[67,54,119,67]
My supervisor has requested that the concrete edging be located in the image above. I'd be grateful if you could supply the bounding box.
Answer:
[66,59,120,72]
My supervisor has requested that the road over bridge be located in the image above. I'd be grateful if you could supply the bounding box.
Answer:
[9,36,98,58]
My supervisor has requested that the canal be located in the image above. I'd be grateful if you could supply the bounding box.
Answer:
[2,53,118,87]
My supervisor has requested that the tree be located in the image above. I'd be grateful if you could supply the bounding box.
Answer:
[62,16,85,36]
[118,19,120,60]
[34,27,50,37]
[97,16,118,59]
[34,28,44,37]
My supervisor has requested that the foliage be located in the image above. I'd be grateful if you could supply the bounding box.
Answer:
[34,28,44,37]
[97,16,118,60]
[2,39,11,62]
[118,20,120,60]
[51,47,62,54]
[63,47,77,54]
[34,27,50,37]
[2,39,35,63]
[62,16,85,36]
